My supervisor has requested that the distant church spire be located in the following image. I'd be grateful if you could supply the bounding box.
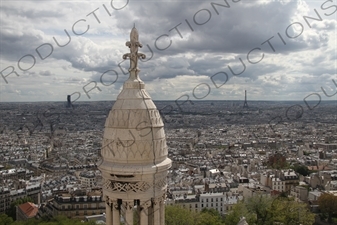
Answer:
[99,26,171,225]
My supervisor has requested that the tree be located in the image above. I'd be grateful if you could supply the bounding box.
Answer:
[196,208,225,225]
[224,201,255,225]
[165,205,197,225]
[0,213,13,225]
[225,195,315,225]
[318,193,337,223]
[271,197,315,225]
[292,164,311,176]
[245,195,273,225]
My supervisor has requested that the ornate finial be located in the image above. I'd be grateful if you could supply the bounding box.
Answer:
[122,26,146,80]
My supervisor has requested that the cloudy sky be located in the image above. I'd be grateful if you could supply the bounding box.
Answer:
[0,0,336,102]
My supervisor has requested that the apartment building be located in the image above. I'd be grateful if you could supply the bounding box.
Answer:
[40,189,105,219]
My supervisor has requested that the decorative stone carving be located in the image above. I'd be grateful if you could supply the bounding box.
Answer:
[151,196,164,206]
[104,177,167,193]
[102,138,167,160]
[104,180,151,193]
[155,177,167,190]
[140,200,152,210]
[123,82,145,89]
[122,201,134,211]
[122,25,146,76]
[105,195,110,203]
[161,193,167,201]
[111,199,119,210]
[105,109,164,128]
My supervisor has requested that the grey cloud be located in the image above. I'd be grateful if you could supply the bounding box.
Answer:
[1,3,65,19]
[0,27,45,61]
[0,0,330,73]
[39,70,54,76]
[311,20,337,30]
[1,0,336,101]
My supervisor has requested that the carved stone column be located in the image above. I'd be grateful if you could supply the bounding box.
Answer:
[106,198,112,225]
[112,199,120,225]
[140,200,151,225]
[148,204,153,225]
[160,195,165,225]
[122,201,134,225]
[152,198,160,225]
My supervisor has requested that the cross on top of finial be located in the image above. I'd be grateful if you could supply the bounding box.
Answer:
[122,25,146,79]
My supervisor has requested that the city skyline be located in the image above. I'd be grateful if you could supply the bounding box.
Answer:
[0,0,336,102]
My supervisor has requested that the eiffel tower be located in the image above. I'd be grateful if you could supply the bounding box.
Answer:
[243,90,248,108]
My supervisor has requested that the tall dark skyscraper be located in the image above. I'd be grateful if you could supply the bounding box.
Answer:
[243,90,248,108]
[66,95,72,108]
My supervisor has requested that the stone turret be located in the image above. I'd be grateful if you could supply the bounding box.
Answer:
[98,26,172,225]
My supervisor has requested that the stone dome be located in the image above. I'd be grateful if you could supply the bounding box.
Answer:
[98,27,171,204]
